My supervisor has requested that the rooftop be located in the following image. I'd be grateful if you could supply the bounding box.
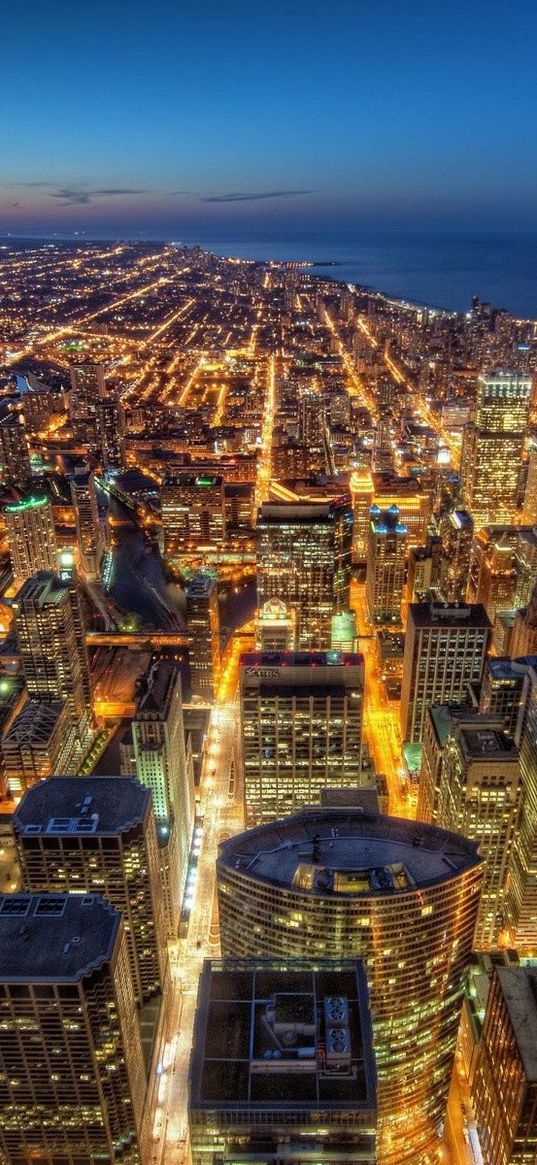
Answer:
[190,960,376,1112]
[240,651,363,670]
[0,893,120,982]
[135,658,181,718]
[218,807,481,895]
[409,601,491,629]
[3,699,65,747]
[14,775,151,837]
[496,968,537,1081]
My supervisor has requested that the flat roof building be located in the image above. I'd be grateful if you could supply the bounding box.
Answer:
[0,893,148,1165]
[189,959,377,1165]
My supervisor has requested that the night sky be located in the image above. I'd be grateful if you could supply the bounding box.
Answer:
[2,0,536,238]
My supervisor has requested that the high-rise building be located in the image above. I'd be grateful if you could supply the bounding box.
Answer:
[189,960,377,1165]
[372,473,430,549]
[5,495,58,584]
[217,807,483,1165]
[98,395,125,471]
[462,371,531,526]
[509,664,537,953]
[70,469,105,582]
[2,699,76,799]
[69,361,106,422]
[511,578,537,658]
[365,505,407,624]
[254,597,297,651]
[131,660,194,936]
[479,655,534,737]
[522,446,537,525]
[439,509,473,602]
[0,893,148,1165]
[185,574,221,700]
[0,411,31,487]
[14,776,167,1005]
[350,468,374,560]
[468,526,519,623]
[13,571,93,748]
[420,709,521,949]
[472,967,537,1165]
[240,651,364,826]
[257,499,353,649]
[161,473,226,558]
[400,601,491,747]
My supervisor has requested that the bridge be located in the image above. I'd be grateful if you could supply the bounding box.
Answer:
[86,631,190,650]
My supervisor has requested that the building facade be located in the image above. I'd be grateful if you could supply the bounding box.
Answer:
[6,496,58,584]
[365,505,407,625]
[240,652,364,826]
[462,372,531,526]
[185,574,221,701]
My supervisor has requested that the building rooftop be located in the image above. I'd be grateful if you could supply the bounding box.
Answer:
[3,699,65,748]
[496,968,537,1081]
[135,658,181,718]
[0,893,120,982]
[409,601,491,629]
[190,960,376,1112]
[240,651,363,670]
[218,807,481,896]
[186,575,217,600]
[14,775,151,837]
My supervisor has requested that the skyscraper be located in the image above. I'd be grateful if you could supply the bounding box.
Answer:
[400,601,491,747]
[131,659,194,935]
[472,967,537,1165]
[240,651,364,825]
[161,473,226,558]
[0,411,31,488]
[257,499,353,649]
[2,699,76,799]
[69,360,106,423]
[189,959,377,1165]
[439,509,473,602]
[13,571,93,748]
[0,893,148,1165]
[14,776,167,1005]
[217,806,483,1165]
[365,505,407,624]
[70,468,105,582]
[98,395,125,471]
[509,663,537,953]
[5,495,58,585]
[420,709,521,949]
[462,371,531,526]
[350,468,374,560]
[185,574,221,701]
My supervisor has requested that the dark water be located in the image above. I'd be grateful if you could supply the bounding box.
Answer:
[107,506,256,636]
[183,232,537,318]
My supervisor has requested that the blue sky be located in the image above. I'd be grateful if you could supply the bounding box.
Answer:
[1,0,536,237]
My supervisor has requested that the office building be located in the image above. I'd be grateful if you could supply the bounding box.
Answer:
[189,960,377,1165]
[365,505,407,624]
[372,472,430,548]
[468,526,519,623]
[185,574,221,700]
[132,660,194,936]
[5,495,58,584]
[14,776,167,1005]
[240,651,364,826]
[13,571,93,748]
[400,601,491,747]
[257,499,353,649]
[509,664,537,953]
[511,578,537,658]
[350,468,374,559]
[522,446,537,525]
[70,468,105,582]
[2,699,76,799]
[69,360,105,422]
[0,411,31,487]
[98,395,125,471]
[0,893,148,1165]
[439,509,473,602]
[254,596,297,651]
[422,710,521,948]
[462,371,531,526]
[479,655,534,737]
[217,807,483,1165]
[0,675,27,799]
[472,967,537,1165]
[162,473,226,558]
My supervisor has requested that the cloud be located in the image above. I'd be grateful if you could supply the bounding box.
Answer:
[49,186,149,205]
[202,189,315,203]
